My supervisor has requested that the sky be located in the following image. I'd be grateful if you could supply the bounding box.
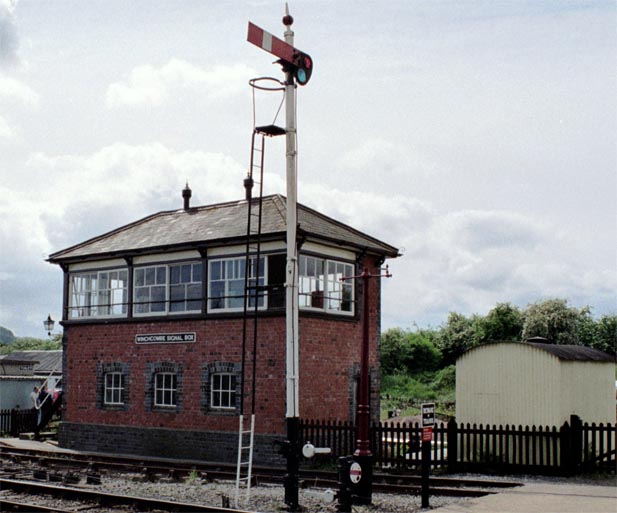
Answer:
[0,0,615,338]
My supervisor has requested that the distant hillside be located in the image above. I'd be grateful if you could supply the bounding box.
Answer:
[0,326,15,344]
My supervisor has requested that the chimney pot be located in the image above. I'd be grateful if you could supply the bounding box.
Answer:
[244,176,254,201]
[182,182,192,210]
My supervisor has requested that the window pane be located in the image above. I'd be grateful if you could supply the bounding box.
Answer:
[210,261,221,280]
[145,268,155,285]
[192,264,202,282]
[170,265,180,284]
[156,266,166,284]
[134,269,144,287]
[180,264,190,283]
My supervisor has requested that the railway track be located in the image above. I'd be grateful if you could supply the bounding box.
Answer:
[0,443,522,510]
[0,477,255,512]
[0,444,520,493]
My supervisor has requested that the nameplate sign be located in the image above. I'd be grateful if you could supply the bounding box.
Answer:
[135,332,196,344]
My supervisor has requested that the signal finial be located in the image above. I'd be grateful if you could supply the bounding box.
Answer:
[282,3,294,27]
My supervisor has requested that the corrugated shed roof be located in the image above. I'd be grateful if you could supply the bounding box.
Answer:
[1,351,62,374]
[525,343,615,363]
[461,342,615,363]
[48,195,399,263]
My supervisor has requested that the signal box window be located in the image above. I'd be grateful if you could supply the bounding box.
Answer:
[170,262,202,312]
[134,265,167,314]
[299,255,354,314]
[134,262,202,315]
[208,256,266,312]
[69,269,128,318]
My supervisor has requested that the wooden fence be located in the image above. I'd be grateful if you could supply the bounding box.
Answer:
[299,416,616,475]
[0,408,38,436]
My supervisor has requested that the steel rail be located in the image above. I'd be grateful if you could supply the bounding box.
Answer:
[0,478,257,513]
[0,445,522,493]
[0,499,75,512]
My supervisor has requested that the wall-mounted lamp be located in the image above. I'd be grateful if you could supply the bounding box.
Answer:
[43,314,55,337]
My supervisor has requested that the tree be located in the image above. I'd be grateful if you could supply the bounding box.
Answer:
[434,312,479,366]
[594,315,616,354]
[522,298,585,345]
[380,328,441,375]
[478,302,523,343]
[0,334,62,355]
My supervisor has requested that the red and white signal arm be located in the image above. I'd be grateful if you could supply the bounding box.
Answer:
[247,22,313,85]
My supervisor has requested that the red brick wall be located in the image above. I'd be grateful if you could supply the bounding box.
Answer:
[63,256,383,436]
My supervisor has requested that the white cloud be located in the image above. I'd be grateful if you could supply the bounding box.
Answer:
[0,76,39,105]
[106,59,256,108]
[295,185,616,330]
[0,113,12,138]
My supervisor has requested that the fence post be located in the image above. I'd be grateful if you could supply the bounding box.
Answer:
[7,408,19,437]
[447,418,457,473]
[570,415,583,473]
[559,420,572,476]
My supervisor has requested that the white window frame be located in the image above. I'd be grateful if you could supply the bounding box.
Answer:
[208,256,267,312]
[299,255,354,315]
[133,265,168,315]
[154,372,177,407]
[169,262,202,313]
[69,269,128,319]
[104,372,124,405]
[211,373,237,410]
[133,261,202,316]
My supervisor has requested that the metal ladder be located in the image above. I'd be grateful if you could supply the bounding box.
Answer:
[234,413,256,507]
[235,126,284,507]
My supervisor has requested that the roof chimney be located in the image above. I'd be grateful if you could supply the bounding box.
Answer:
[244,175,254,201]
[182,182,192,210]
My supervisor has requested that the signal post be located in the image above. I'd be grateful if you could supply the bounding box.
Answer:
[247,7,313,511]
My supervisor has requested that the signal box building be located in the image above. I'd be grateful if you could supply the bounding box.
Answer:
[48,192,398,463]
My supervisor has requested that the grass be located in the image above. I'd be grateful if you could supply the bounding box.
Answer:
[380,366,455,421]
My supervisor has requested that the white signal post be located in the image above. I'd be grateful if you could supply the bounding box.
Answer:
[283,15,300,422]
[246,6,310,510]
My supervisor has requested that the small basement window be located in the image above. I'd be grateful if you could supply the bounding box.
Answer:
[154,372,177,407]
[104,372,124,405]
[211,373,237,410]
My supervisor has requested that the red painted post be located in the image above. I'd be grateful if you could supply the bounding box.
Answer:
[355,268,372,458]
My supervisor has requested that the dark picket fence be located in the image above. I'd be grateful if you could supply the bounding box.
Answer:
[299,416,616,476]
[0,408,38,436]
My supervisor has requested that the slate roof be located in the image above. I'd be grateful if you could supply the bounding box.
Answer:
[0,351,62,375]
[48,195,399,263]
